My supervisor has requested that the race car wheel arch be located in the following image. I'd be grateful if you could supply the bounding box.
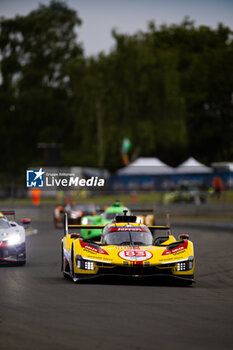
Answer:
[17,242,26,265]
[71,244,75,278]
[61,244,64,272]
[61,244,71,278]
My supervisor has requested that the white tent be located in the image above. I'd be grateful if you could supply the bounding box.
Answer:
[211,162,233,172]
[117,157,174,175]
[175,157,212,174]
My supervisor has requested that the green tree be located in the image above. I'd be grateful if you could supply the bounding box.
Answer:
[1,7,233,176]
[146,19,233,164]
[0,0,83,173]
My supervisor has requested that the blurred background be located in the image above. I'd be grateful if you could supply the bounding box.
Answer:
[0,0,233,216]
[1,5,232,349]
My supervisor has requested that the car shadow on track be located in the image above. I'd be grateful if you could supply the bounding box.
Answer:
[47,275,195,288]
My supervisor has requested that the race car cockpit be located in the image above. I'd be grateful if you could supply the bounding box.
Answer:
[102,227,153,246]
[101,211,153,246]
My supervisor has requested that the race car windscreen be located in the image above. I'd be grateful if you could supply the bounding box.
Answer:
[105,227,153,246]
[104,212,118,220]
[0,219,10,228]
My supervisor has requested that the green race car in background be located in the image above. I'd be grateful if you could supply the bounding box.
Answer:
[80,201,130,240]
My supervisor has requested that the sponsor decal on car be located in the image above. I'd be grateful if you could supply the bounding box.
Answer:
[80,239,109,255]
[162,240,188,256]
[114,246,140,250]
[109,227,148,232]
[118,249,152,262]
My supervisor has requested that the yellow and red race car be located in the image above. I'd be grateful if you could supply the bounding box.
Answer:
[61,211,195,285]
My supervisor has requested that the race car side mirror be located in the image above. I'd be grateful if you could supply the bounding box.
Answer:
[179,234,189,240]
[21,218,31,227]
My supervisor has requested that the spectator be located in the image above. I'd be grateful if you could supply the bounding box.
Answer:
[212,176,224,198]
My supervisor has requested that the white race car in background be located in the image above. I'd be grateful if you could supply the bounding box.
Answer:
[0,211,30,265]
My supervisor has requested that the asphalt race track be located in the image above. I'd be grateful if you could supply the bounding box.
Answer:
[0,217,233,350]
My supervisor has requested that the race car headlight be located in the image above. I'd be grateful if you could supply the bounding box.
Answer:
[8,233,21,246]
[82,217,88,225]
[177,262,186,271]
[70,211,78,219]
[136,216,143,224]
[84,261,94,270]
[177,257,193,271]
[188,257,194,270]
[76,257,94,270]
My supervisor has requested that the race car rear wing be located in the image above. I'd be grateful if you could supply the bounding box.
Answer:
[64,213,170,236]
[0,210,15,215]
[0,210,15,219]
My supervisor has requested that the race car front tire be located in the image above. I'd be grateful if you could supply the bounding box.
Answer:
[61,244,69,279]
[71,244,75,279]
[17,243,26,265]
